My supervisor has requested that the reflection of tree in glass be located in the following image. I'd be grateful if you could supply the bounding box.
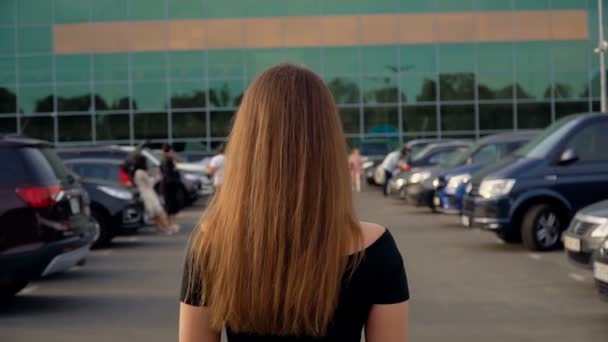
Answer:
[417,79,437,102]
[171,91,207,108]
[95,95,135,111]
[544,83,572,99]
[33,93,136,113]
[364,75,406,103]
[0,87,17,113]
[327,78,359,104]
[439,73,475,100]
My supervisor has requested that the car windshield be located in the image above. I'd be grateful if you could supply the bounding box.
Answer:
[440,146,472,167]
[411,145,437,162]
[360,143,390,156]
[514,116,581,159]
[408,143,433,157]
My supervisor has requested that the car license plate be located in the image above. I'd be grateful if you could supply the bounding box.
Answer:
[69,197,80,214]
[594,262,608,283]
[563,236,581,252]
[433,195,441,207]
[461,215,471,227]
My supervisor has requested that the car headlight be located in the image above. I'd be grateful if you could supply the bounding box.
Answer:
[591,224,608,238]
[395,178,405,188]
[183,172,201,181]
[409,171,431,184]
[446,174,471,192]
[362,161,374,169]
[478,179,515,199]
[97,185,133,201]
[432,178,440,188]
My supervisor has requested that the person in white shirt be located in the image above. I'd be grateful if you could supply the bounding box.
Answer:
[380,148,406,196]
[207,144,225,192]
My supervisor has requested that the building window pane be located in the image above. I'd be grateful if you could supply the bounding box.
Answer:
[477,43,513,73]
[94,82,131,111]
[364,106,398,134]
[439,44,474,73]
[96,113,130,141]
[208,50,244,79]
[555,101,589,120]
[517,102,551,129]
[58,115,92,142]
[129,0,165,20]
[94,54,129,82]
[474,0,512,10]
[57,84,92,112]
[553,72,589,100]
[437,0,473,11]
[441,104,475,131]
[132,52,167,81]
[287,0,321,16]
[0,0,16,25]
[477,73,514,100]
[173,112,206,139]
[0,117,17,134]
[207,0,243,18]
[514,0,549,10]
[243,0,287,17]
[134,112,168,140]
[18,0,52,26]
[19,56,52,83]
[439,73,475,101]
[55,0,91,23]
[363,75,401,104]
[92,0,128,22]
[171,81,207,109]
[56,55,91,83]
[362,46,398,75]
[209,79,244,108]
[210,110,235,137]
[403,105,436,133]
[0,86,17,114]
[245,49,285,80]
[0,28,15,56]
[479,103,514,130]
[401,46,436,74]
[401,73,436,103]
[282,48,323,74]
[18,26,52,54]
[169,51,206,80]
[323,47,359,75]
[21,116,53,142]
[516,72,549,100]
[19,85,54,114]
[0,58,16,84]
[133,82,167,110]
[326,76,360,105]
[169,0,205,19]
[339,107,360,134]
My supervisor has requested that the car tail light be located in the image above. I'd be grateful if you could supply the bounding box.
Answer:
[400,163,411,171]
[119,167,133,187]
[16,186,64,208]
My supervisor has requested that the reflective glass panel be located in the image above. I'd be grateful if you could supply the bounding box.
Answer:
[129,0,165,20]
[364,106,399,134]
[477,73,514,100]
[21,116,53,141]
[169,51,206,79]
[169,0,205,19]
[94,83,131,111]
[403,105,437,133]
[0,58,16,84]
[441,104,475,131]
[208,50,244,79]
[400,45,437,73]
[479,103,514,130]
[58,115,92,142]
[56,55,91,83]
[57,84,92,112]
[210,110,236,137]
[439,44,474,73]
[0,86,17,114]
[245,49,285,80]
[282,48,322,74]
[18,0,52,26]
[134,112,168,139]
[555,101,590,119]
[439,73,475,101]
[18,26,52,54]
[171,80,207,109]
[55,0,91,23]
[517,102,551,129]
[363,75,401,104]
[0,117,17,133]
[323,47,359,75]
[173,112,206,139]
[326,75,360,105]
[208,79,245,108]
[401,73,437,103]
[92,0,128,22]
[19,85,54,113]
[0,28,15,56]
[95,113,130,141]
[133,82,167,110]
[362,46,399,75]
[0,0,16,25]
[19,56,52,83]
[339,107,360,134]
[132,52,167,81]
[94,54,129,82]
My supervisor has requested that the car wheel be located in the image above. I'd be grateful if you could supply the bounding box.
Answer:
[496,229,522,244]
[521,204,564,251]
[366,177,375,185]
[91,210,114,249]
[0,277,28,299]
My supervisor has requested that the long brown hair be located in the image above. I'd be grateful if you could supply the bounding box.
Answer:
[186,64,363,336]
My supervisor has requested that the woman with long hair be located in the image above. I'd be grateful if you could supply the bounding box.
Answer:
[180,64,409,341]
[132,154,172,234]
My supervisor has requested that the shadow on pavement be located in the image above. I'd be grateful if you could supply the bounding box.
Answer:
[0,295,86,316]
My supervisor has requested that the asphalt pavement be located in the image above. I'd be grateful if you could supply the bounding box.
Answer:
[1,186,607,341]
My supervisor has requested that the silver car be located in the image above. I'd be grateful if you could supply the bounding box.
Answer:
[563,200,608,268]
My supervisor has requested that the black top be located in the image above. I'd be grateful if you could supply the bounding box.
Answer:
[180,229,409,342]
[160,156,180,184]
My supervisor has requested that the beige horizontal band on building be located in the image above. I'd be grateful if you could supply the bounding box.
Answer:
[54,10,589,54]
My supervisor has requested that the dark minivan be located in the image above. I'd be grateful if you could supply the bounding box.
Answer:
[0,136,97,298]
[462,113,608,251]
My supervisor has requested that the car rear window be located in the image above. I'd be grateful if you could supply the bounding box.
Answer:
[68,162,120,182]
[0,148,30,184]
[20,147,70,185]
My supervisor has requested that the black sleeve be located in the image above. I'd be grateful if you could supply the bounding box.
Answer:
[180,251,204,306]
[372,231,410,304]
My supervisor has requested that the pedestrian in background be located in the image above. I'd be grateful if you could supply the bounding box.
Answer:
[180,64,408,342]
[161,143,182,231]
[349,147,363,192]
[206,143,225,192]
[381,147,406,197]
[132,155,172,234]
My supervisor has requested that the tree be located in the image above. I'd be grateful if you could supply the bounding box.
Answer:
[327,78,359,104]
[0,87,17,113]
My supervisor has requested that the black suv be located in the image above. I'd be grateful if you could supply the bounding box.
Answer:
[462,113,608,251]
[0,136,97,298]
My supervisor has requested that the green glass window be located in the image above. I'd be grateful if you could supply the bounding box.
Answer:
[441,104,475,131]
[132,52,167,81]
[17,26,52,54]
[133,82,167,110]
[516,72,550,100]
[555,101,590,120]
[553,73,589,100]
[400,2,437,12]
[552,42,589,100]
[58,115,92,142]
[21,116,53,142]
[339,107,360,134]
[477,43,513,74]
[18,0,52,26]
[206,0,242,18]
[169,0,205,19]
[0,117,17,133]
[362,46,399,75]
[169,51,206,80]
[326,76,361,105]
[359,0,399,14]
[403,105,437,133]
[513,0,548,10]
[437,0,473,11]
[400,73,436,103]
[439,44,474,73]
[477,73,514,100]
[287,0,321,16]
[96,113,130,140]
[363,75,401,104]
[57,84,92,112]
[92,0,128,22]
[19,85,54,113]
[208,79,244,108]
[479,103,514,130]
[474,0,512,10]
[321,0,359,15]
[94,54,129,82]
[323,47,359,75]
[551,0,586,9]
[55,0,91,23]
[134,112,168,139]
[0,28,15,56]
[173,112,206,139]
[245,49,285,80]
[282,48,323,74]
[208,50,244,79]
[0,0,16,25]
[243,0,287,17]
[515,42,550,99]
[517,102,551,129]
[400,45,437,73]
[0,58,16,84]
[94,82,131,111]
[56,55,91,83]
[364,106,399,134]
[0,86,17,114]
[210,110,236,137]
[439,73,475,101]
[171,80,207,109]
[129,0,165,20]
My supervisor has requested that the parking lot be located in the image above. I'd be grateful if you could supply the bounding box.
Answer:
[1,187,607,342]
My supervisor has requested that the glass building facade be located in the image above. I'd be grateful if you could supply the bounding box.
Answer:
[0,0,606,150]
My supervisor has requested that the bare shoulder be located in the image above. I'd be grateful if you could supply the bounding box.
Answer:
[359,222,387,249]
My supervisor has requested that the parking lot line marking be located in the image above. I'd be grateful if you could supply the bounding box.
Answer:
[20,285,38,294]
[568,273,586,282]
[528,253,542,261]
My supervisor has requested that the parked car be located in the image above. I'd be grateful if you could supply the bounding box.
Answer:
[63,159,146,247]
[360,142,392,185]
[434,131,538,214]
[462,113,608,251]
[593,237,608,301]
[562,200,608,268]
[0,136,97,298]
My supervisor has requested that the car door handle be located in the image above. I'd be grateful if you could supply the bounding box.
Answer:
[545,175,558,181]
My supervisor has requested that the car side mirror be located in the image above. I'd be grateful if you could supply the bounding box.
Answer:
[558,148,579,165]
